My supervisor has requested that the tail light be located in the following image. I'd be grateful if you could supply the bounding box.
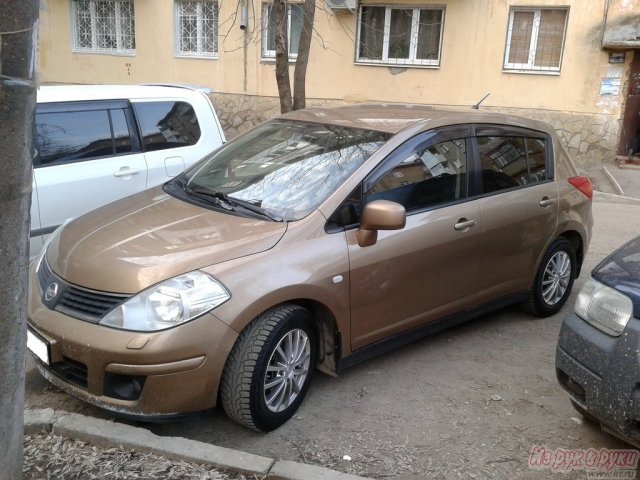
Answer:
[568,176,593,201]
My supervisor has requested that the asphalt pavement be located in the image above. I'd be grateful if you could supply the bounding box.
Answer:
[24,162,640,480]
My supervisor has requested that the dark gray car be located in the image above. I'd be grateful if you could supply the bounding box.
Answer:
[556,236,640,447]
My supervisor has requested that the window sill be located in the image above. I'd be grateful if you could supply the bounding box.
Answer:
[354,61,440,69]
[260,57,298,64]
[502,68,561,76]
[175,54,219,60]
[72,49,136,57]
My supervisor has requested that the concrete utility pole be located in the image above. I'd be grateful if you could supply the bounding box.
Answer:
[0,1,39,479]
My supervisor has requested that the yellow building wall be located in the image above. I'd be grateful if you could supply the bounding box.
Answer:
[38,0,637,165]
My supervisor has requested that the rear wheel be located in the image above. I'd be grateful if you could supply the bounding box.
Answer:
[523,237,576,317]
[220,304,316,432]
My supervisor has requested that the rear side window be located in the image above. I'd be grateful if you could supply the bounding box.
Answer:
[134,101,201,152]
[477,136,548,194]
[36,108,133,167]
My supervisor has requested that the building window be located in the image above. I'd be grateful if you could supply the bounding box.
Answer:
[504,8,568,72]
[175,1,218,57]
[262,3,304,59]
[71,0,135,54]
[356,6,444,66]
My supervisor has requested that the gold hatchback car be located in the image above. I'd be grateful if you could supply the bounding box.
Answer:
[28,105,593,431]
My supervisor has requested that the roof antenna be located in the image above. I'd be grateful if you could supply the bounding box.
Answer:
[471,93,490,110]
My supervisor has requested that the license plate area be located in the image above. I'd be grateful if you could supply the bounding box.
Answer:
[27,329,50,365]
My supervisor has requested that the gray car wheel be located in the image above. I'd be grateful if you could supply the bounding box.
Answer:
[220,304,316,432]
[523,237,576,317]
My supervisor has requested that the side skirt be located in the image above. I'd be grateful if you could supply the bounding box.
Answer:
[337,291,528,372]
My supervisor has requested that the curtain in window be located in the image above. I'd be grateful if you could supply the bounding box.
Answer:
[388,9,412,60]
[416,9,442,61]
[508,11,534,64]
[359,6,384,60]
[534,9,566,68]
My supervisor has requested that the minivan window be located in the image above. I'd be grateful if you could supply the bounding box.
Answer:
[134,101,201,152]
[478,136,548,193]
[36,109,120,166]
[111,108,133,154]
[366,138,468,212]
[176,120,391,221]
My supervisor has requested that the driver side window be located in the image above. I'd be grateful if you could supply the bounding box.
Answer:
[365,138,468,212]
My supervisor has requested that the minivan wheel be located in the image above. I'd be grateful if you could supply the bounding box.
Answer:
[220,304,316,432]
[523,237,576,317]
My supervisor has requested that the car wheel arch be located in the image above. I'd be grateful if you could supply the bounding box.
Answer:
[221,297,342,380]
[559,230,584,277]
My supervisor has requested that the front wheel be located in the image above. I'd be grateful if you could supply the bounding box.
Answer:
[523,237,576,317]
[220,304,316,432]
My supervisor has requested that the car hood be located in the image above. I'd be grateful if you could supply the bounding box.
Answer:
[46,187,287,294]
[593,236,640,317]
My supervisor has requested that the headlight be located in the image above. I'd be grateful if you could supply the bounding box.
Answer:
[100,271,230,332]
[575,278,633,336]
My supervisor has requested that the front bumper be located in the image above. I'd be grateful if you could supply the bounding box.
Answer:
[556,312,640,446]
[27,263,238,418]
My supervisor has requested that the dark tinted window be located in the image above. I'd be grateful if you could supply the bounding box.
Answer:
[366,138,467,212]
[35,108,135,166]
[478,136,548,194]
[36,110,113,166]
[134,101,201,152]
[111,108,133,154]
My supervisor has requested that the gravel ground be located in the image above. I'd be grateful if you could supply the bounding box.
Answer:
[23,435,255,480]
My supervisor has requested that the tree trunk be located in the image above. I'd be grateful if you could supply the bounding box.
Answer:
[273,0,292,113]
[293,0,315,111]
[0,2,38,479]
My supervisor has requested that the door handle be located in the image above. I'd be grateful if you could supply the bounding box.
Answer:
[454,218,477,231]
[114,168,141,177]
[539,197,554,207]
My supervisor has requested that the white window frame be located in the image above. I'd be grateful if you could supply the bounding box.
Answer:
[261,3,302,60]
[71,0,135,54]
[503,7,569,73]
[174,0,219,58]
[355,5,445,67]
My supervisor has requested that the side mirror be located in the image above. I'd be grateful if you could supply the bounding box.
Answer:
[356,200,406,247]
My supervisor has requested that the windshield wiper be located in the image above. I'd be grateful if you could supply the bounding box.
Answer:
[225,194,283,222]
[184,184,282,222]
[182,183,235,211]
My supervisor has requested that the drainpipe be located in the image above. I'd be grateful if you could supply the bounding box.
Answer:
[241,1,248,93]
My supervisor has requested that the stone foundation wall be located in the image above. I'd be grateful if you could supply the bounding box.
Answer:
[210,92,620,169]
[486,107,620,170]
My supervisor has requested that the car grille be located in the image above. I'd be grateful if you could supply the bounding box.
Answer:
[37,258,130,323]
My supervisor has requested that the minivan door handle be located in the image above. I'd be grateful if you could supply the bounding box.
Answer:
[539,197,554,207]
[454,218,477,231]
[114,167,142,177]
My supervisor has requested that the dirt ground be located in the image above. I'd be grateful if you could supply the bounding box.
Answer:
[25,197,640,480]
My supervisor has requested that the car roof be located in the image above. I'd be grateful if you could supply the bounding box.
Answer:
[36,84,208,103]
[282,104,553,136]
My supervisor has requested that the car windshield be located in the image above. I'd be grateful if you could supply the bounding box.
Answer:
[178,119,391,221]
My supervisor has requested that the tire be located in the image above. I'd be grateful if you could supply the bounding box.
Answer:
[523,237,576,317]
[220,304,317,432]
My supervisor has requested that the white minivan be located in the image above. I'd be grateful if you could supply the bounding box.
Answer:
[31,84,226,256]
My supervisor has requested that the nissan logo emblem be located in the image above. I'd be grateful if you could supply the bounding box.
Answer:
[44,282,59,302]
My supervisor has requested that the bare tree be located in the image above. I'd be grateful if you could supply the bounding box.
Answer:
[0,1,38,478]
[293,0,315,111]
[272,0,316,113]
